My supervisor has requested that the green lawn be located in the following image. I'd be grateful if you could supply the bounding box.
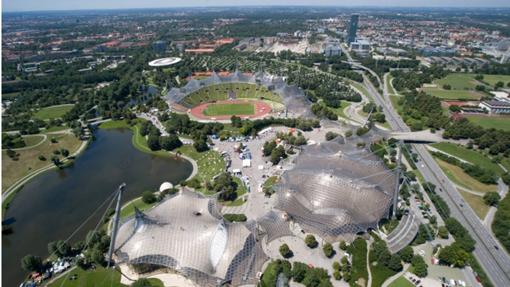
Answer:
[221,177,248,206]
[175,145,225,194]
[351,81,372,101]
[2,132,83,191]
[370,256,397,287]
[464,114,510,131]
[421,88,483,100]
[390,95,403,113]
[388,276,414,287]
[349,238,368,287]
[431,142,504,175]
[331,101,352,119]
[22,134,46,148]
[434,73,480,90]
[33,104,74,120]
[435,158,497,193]
[204,103,255,116]
[48,267,163,287]
[483,74,510,87]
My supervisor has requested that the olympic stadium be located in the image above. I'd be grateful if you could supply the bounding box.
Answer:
[164,71,313,121]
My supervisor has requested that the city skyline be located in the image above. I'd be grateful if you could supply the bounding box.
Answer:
[4,0,510,12]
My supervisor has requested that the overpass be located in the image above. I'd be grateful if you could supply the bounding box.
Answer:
[388,130,444,143]
[359,63,510,287]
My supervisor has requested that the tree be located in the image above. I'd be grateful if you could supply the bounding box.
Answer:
[483,192,500,206]
[292,262,309,282]
[142,191,157,204]
[339,241,348,251]
[38,155,46,161]
[398,246,414,263]
[231,115,242,128]
[438,244,470,267]
[438,226,449,239]
[495,81,504,89]
[21,255,42,272]
[305,234,318,248]
[48,240,71,257]
[193,139,208,152]
[263,140,277,156]
[147,134,160,151]
[279,243,293,258]
[388,254,403,272]
[411,255,428,278]
[323,242,335,258]
[159,135,182,151]
[61,148,70,157]
[325,131,339,141]
[270,145,286,165]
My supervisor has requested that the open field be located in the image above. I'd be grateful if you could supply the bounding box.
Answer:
[350,238,368,287]
[435,159,497,193]
[421,73,493,100]
[434,73,480,90]
[175,145,225,193]
[464,114,510,131]
[22,134,46,148]
[182,82,281,107]
[388,276,414,287]
[48,266,163,287]
[421,88,483,100]
[430,142,504,175]
[33,104,74,120]
[483,74,510,86]
[203,102,255,116]
[2,132,83,191]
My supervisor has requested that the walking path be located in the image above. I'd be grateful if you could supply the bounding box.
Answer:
[3,139,89,198]
[381,265,410,287]
[2,134,47,151]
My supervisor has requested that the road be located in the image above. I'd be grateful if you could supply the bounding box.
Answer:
[359,64,510,286]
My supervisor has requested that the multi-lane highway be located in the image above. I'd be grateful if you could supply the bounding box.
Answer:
[361,69,510,287]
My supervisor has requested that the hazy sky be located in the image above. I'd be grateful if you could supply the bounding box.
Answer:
[4,0,510,12]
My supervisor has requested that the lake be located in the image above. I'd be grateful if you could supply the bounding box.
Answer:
[2,128,193,286]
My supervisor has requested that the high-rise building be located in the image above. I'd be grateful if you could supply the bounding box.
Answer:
[152,40,167,54]
[347,14,359,44]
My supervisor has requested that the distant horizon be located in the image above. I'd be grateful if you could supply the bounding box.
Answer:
[4,1,510,13]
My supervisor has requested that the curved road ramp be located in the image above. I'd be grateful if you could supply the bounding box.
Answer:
[386,212,420,253]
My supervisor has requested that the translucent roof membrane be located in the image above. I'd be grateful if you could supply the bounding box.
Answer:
[274,137,395,242]
[115,188,265,286]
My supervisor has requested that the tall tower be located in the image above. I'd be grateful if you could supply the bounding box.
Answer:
[347,14,359,44]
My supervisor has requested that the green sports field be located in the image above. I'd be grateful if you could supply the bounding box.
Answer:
[421,73,491,100]
[203,103,255,116]
[421,88,483,100]
[33,104,75,120]
[182,82,281,107]
[465,114,510,131]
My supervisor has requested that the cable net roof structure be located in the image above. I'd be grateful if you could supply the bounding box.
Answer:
[274,137,395,242]
[164,71,312,117]
[114,188,266,286]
